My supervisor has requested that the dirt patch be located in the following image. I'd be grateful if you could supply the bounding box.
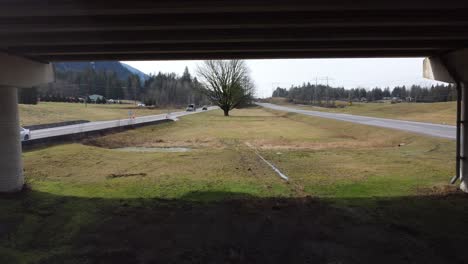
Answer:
[84,137,224,149]
[414,184,460,196]
[252,138,401,150]
[114,147,192,153]
[106,173,147,179]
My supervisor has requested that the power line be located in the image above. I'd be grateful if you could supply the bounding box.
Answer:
[311,76,334,104]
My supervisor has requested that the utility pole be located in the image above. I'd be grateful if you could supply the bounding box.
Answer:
[348,90,352,106]
[85,84,89,108]
[326,76,329,105]
[134,83,137,105]
[86,62,96,108]
[314,77,318,105]
[313,76,335,106]
[325,76,335,106]
[271,82,280,97]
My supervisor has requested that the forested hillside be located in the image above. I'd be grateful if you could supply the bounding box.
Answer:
[54,61,148,82]
[35,63,207,107]
[121,63,149,82]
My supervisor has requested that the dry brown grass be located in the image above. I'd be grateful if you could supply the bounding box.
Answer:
[19,102,180,126]
[84,107,411,152]
[273,100,456,125]
[24,107,455,200]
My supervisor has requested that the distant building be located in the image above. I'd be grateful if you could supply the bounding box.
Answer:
[88,94,104,103]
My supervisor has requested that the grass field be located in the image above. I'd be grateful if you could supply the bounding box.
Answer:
[2,107,467,263]
[267,97,456,125]
[79,107,456,198]
[19,102,179,126]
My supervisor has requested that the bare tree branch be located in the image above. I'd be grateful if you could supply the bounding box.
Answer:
[197,60,255,116]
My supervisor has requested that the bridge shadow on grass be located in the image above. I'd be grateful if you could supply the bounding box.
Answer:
[1,189,468,264]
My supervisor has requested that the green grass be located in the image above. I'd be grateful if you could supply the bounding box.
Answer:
[267,97,456,125]
[24,107,455,199]
[24,143,289,200]
[19,102,179,126]
[1,107,465,263]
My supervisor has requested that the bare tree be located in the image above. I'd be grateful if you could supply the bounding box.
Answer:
[197,60,254,116]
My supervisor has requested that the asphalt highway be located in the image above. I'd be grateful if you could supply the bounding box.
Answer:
[29,107,216,140]
[257,102,456,140]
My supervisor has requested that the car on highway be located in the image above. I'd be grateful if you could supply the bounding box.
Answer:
[186,104,196,112]
[202,106,208,110]
[20,127,30,141]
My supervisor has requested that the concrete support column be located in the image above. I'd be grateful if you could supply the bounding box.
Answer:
[0,52,53,192]
[461,83,468,192]
[0,86,24,192]
[423,51,468,193]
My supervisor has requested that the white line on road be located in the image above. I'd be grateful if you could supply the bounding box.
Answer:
[257,102,456,140]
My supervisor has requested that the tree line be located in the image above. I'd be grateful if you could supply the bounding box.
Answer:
[38,68,128,101]
[273,83,457,106]
[142,67,209,107]
[28,66,208,107]
[22,60,254,115]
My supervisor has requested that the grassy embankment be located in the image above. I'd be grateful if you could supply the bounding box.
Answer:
[1,107,467,263]
[267,97,456,125]
[19,102,180,126]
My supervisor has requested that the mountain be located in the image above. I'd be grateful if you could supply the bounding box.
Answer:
[121,63,149,82]
[53,61,149,82]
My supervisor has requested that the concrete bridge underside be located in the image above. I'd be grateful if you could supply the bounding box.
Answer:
[0,0,468,192]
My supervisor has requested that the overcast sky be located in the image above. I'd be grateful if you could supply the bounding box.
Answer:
[124,58,442,98]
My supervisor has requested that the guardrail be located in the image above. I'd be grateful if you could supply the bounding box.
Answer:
[23,107,217,148]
